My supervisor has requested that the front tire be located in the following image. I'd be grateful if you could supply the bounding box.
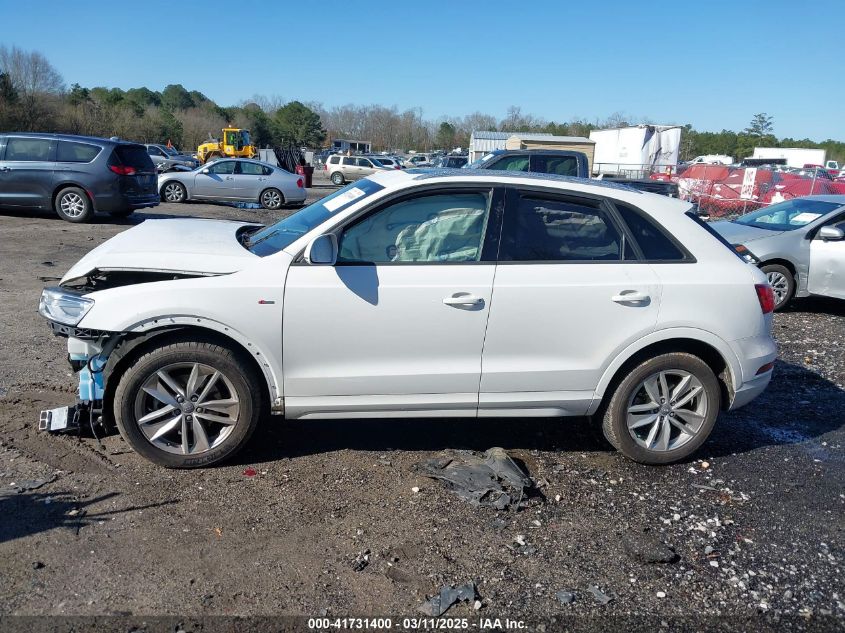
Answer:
[161,181,187,203]
[601,353,720,465]
[761,264,794,310]
[54,187,94,222]
[331,171,345,186]
[114,338,263,468]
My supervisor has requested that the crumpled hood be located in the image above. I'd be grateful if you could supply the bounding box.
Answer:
[61,218,260,283]
[710,220,783,244]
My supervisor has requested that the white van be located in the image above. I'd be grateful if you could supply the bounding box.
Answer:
[689,155,734,166]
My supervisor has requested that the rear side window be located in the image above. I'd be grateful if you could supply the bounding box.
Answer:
[342,157,355,166]
[57,141,101,163]
[490,155,529,172]
[238,162,271,175]
[616,203,685,261]
[500,194,622,261]
[113,145,154,170]
[328,156,340,165]
[5,137,51,161]
[531,154,578,176]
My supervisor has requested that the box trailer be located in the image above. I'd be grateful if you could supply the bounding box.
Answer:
[752,147,826,169]
[589,125,682,176]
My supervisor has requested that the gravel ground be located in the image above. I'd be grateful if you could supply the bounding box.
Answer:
[0,176,842,631]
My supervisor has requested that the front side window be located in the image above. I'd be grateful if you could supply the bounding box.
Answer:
[338,191,490,263]
[147,146,163,156]
[5,137,51,161]
[208,161,235,175]
[490,155,529,172]
[357,158,373,167]
[57,141,101,163]
[500,194,622,261]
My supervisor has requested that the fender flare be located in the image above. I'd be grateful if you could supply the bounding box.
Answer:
[118,315,282,408]
[594,327,742,399]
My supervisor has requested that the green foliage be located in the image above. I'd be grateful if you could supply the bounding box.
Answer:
[161,84,194,111]
[271,101,325,147]
[1,71,19,104]
[435,122,456,149]
[745,113,774,137]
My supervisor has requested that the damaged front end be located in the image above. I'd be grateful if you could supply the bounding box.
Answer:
[38,269,203,434]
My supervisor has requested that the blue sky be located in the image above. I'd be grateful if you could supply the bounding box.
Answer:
[3,0,842,140]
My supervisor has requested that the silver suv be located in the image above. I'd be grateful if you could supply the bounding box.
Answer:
[326,155,390,185]
[144,144,199,171]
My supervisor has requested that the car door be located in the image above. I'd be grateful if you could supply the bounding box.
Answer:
[0,136,56,208]
[193,160,236,198]
[808,215,845,299]
[357,157,376,176]
[146,145,166,167]
[479,188,661,416]
[282,187,503,418]
[340,156,358,180]
[232,161,270,200]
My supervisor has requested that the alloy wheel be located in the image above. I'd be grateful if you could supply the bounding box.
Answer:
[60,192,86,218]
[262,190,282,209]
[626,369,709,452]
[163,182,184,202]
[133,362,240,456]
[766,271,789,306]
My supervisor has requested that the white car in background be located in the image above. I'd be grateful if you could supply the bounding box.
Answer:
[38,170,777,468]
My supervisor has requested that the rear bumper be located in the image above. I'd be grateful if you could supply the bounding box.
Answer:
[94,191,159,212]
[729,371,772,410]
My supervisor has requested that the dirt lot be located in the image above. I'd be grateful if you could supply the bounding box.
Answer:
[0,177,843,631]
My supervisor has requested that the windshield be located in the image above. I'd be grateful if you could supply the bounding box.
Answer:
[733,198,840,231]
[466,152,498,169]
[240,130,251,146]
[246,179,386,256]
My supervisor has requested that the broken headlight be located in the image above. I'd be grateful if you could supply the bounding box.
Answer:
[732,244,759,264]
[38,288,94,326]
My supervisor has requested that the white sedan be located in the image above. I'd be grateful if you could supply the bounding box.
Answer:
[39,170,777,467]
[157,158,307,210]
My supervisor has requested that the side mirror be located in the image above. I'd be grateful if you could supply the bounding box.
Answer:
[304,234,337,265]
[818,225,845,241]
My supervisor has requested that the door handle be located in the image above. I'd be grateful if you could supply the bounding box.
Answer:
[612,291,650,303]
[443,294,484,307]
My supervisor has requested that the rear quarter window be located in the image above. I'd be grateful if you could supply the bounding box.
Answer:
[615,203,686,261]
[57,141,101,163]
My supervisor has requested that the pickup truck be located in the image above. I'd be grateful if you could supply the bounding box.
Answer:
[467,149,678,197]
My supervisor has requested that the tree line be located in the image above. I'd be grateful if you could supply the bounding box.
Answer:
[1,45,843,165]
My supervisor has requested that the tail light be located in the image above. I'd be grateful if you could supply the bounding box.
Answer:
[755,283,775,314]
[296,178,304,188]
[323,164,327,170]
[109,165,136,176]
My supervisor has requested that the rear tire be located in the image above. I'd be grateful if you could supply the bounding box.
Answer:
[260,188,284,210]
[114,338,263,468]
[331,171,345,186]
[601,352,720,465]
[760,264,794,310]
[54,187,94,223]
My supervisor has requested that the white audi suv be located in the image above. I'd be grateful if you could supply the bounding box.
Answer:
[38,169,777,467]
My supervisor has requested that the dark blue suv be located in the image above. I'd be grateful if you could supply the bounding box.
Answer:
[0,133,159,222]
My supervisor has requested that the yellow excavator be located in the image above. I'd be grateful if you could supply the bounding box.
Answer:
[197,127,257,163]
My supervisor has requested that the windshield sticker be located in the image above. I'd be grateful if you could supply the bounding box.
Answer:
[323,187,366,212]
[790,212,822,225]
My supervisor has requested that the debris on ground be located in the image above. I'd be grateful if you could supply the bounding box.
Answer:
[414,448,533,509]
[351,548,370,572]
[555,590,575,604]
[242,467,257,477]
[587,585,613,605]
[622,530,679,564]
[419,582,478,616]
[10,474,57,493]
